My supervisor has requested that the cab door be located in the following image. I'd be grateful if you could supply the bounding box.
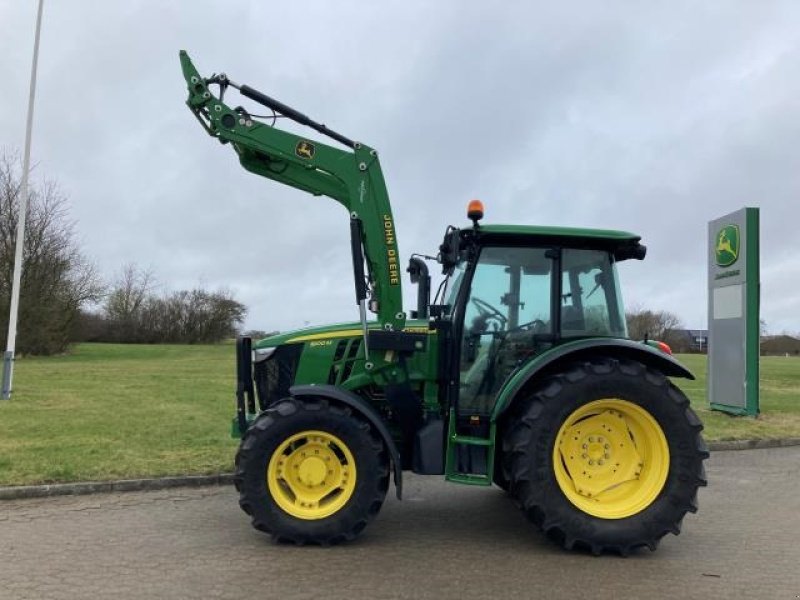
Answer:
[456,246,554,417]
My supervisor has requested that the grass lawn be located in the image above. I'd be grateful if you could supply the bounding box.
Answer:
[673,353,800,441]
[0,344,798,487]
[0,343,238,486]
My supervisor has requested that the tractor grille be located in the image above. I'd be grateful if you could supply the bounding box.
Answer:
[254,344,303,410]
[327,338,362,385]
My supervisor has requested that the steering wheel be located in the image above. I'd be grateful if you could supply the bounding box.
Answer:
[510,319,547,334]
[471,297,507,327]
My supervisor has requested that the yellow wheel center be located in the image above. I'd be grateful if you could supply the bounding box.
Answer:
[588,442,604,460]
[267,430,357,520]
[297,457,328,486]
[553,399,669,519]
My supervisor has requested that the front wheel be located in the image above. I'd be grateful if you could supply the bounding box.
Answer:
[234,398,389,544]
[504,358,708,555]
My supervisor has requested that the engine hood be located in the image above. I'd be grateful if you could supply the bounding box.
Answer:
[252,320,431,349]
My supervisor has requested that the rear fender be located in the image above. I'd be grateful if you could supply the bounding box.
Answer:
[290,384,403,499]
[491,338,694,421]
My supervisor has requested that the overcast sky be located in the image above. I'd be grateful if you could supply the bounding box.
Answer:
[2,1,799,335]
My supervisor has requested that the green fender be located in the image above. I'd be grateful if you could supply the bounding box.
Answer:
[290,384,403,500]
[490,338,695,422]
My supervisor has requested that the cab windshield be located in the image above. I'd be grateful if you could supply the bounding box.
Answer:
[444,263,467,310]
[450,246,627,338]
[455,246,627,415]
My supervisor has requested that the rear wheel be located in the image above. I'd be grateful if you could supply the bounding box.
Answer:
[504,358,708,555]
[235,398,389,544]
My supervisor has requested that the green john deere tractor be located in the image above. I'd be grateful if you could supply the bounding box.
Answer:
[180,51,708,554]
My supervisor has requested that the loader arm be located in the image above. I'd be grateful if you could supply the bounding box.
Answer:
[179,51,405,332]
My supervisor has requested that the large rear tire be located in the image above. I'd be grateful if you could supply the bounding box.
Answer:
[235,398,389,544]
[503,358,708,555]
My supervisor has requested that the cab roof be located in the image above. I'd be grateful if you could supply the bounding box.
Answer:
[465,224,646,260]
[476,224,640,242]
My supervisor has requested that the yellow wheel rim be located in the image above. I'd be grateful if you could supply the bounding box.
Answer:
[553,399,669,519]
[267,430,357,520]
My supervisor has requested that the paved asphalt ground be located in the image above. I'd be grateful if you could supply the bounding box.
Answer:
[1,446,799,600]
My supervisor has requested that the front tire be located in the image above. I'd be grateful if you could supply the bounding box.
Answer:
[504,358,708,555]
[235,398,389,545]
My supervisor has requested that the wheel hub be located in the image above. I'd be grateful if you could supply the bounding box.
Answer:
[553,399,669,519]
[559,409,643,498]
[267,431,357,520]
[297,456,328,487]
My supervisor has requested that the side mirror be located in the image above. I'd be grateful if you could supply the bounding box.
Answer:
[438,226,461,274]
[407,257,431,319]
[615,242,647,261]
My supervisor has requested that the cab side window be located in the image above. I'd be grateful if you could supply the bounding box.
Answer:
[458,246,552,414]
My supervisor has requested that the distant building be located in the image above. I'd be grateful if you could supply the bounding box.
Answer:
[760,335,800,356]
[665,329,709,353]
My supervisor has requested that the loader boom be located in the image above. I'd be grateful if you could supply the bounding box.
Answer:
[179,51,405,332]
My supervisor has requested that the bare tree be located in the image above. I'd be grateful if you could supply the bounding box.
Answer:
[94,265,246,344]
[137,288,246,344]
[0,150,103,355]
[625,305,684,343]
[759,318,769,338]
[104,263,155,342]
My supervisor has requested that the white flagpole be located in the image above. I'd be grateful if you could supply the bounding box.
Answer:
[2,0,45,400]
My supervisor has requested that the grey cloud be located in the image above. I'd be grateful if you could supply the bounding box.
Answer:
[1,0,798,334]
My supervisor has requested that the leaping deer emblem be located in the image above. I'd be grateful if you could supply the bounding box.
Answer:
[296,141,315,159]
[716,230,735,257]
[715,226,739,266]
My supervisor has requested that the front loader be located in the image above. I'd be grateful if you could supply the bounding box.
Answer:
[180,52,708,554]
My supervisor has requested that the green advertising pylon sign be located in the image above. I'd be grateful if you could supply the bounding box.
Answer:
[707,208,759,416]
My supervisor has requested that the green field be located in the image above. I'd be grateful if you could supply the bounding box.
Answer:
[673,353,800,441]
[0,344,238,486]
[0,344,798,487]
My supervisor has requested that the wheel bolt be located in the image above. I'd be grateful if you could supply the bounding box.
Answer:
[582,443,588,449]
[598,459,604,465]
[582,453,588,459]
[604,453,610,459]
[589,436,595,442]
[588,460,595,466]
[604,443,610,449]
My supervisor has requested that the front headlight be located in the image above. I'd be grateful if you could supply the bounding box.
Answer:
[252,347,277,363]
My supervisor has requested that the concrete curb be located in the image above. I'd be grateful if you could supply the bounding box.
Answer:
[707,437,800,452]
[0,473,234,501]
[2,439,799,501]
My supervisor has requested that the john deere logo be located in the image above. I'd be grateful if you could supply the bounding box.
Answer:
[295,140,315,159]
[715,224,740,267]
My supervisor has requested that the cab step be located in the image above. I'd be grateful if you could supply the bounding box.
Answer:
[450,434,492,447]
[444,417,496,486]
[446,472,492,486]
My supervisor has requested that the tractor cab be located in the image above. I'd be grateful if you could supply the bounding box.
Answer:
[428,210,650,483]
[434,213,645,410]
